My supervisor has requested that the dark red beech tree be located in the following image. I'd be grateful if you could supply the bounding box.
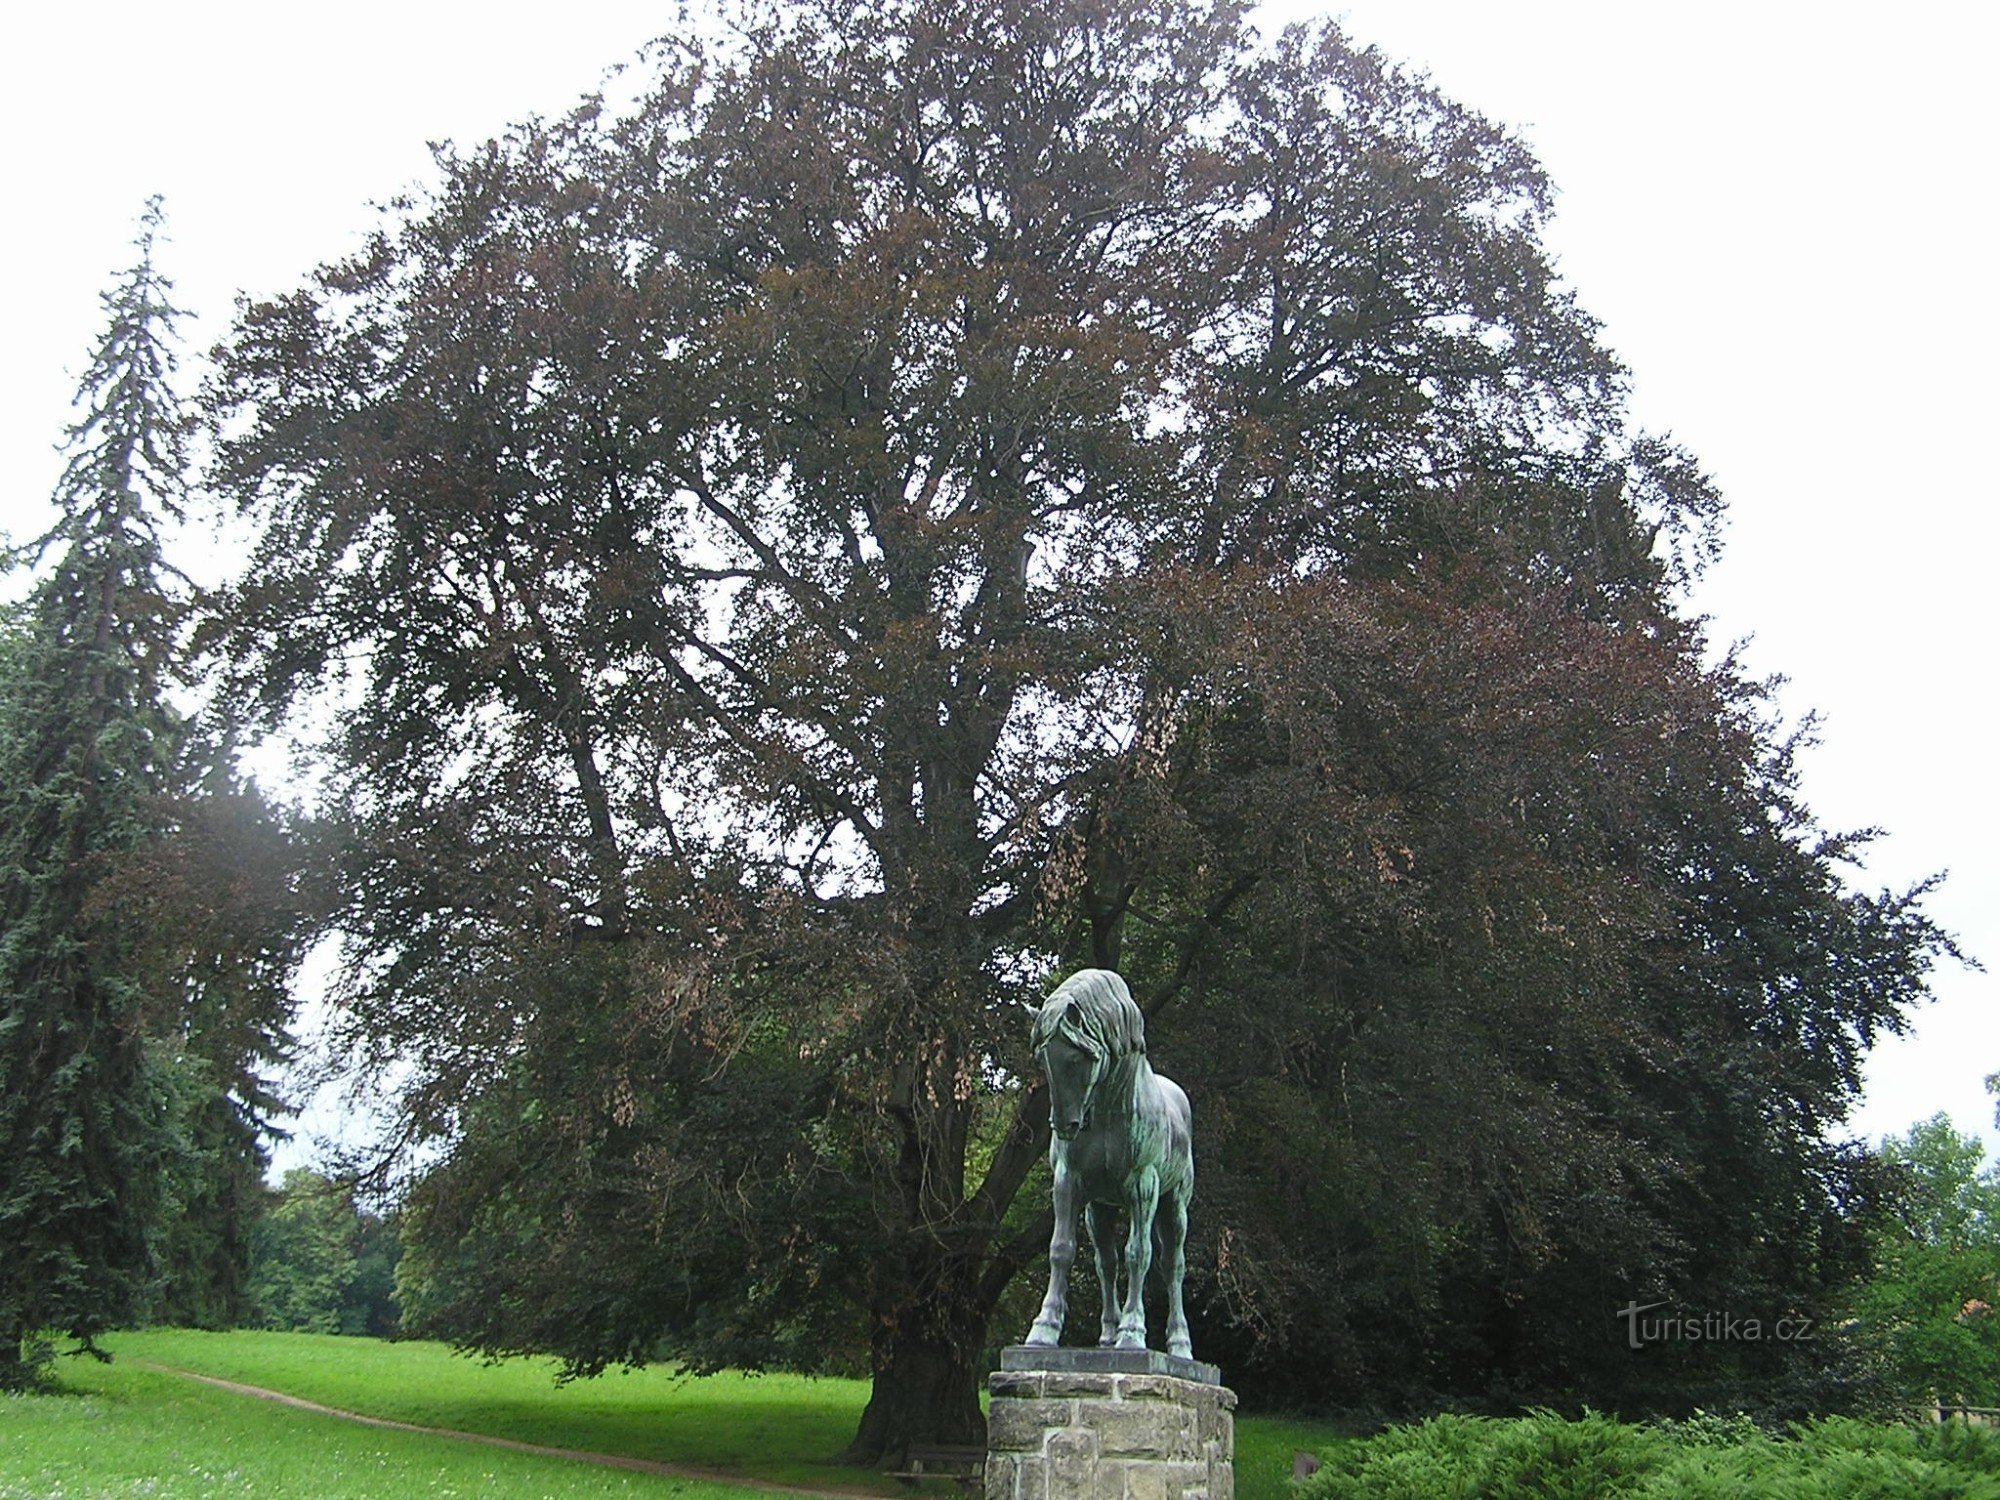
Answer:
[203,0,1949,1454]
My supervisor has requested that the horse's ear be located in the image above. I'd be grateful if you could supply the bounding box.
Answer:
[1029,996,1064,1054]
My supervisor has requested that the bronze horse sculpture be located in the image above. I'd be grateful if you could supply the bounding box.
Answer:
[1023,968,1195,1358]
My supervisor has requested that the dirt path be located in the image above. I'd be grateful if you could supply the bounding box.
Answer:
[126,1360,899,1499]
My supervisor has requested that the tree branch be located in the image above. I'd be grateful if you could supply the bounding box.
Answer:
[649,643,885,861]
[978,1208,1054,1308]
[1143,873,1260,1020]
[967,1076,1049,1229]
[683,469,862,651]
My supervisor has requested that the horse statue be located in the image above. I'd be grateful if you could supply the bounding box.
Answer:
[1022,968,1195,1359]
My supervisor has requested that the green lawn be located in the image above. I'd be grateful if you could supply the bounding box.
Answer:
[0,1356,762,1500]
[1,1330,1352,1500]
[105,1330,881,1495]
[1234,1412,1363,1500]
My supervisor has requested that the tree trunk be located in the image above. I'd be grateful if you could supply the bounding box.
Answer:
[0,1315,29,1392]
[842,1295,990,1466]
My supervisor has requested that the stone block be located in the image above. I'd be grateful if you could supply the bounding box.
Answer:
[1206,1446,1232,1500]
[991,1370,1048,1399]
[1123,1460,1209,1500]
[985,1453,1018,1500]
[988,1397,1074,1454]
[1076,1398,1177,1460]
[1016,1456,1049,1500]
[1041,1371,1121,1398]
[1047,1425,1101,1496]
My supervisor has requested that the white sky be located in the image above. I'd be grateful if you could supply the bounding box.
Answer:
[3,1,1992,1170]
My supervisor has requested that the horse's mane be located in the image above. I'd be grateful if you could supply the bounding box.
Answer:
[1032,968,1146,1060]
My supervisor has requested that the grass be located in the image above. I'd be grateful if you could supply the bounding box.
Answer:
[0,1356,763,1500]
[1234,1412,1364,1500]
[104,1330,880,1495]
[0,1329,1355,1500]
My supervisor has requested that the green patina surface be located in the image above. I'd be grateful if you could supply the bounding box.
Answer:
[1024,970,1198,1360]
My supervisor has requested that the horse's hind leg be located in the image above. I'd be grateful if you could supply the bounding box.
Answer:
[1085,1202,1121,1347]
[1163,1190,1192,1359]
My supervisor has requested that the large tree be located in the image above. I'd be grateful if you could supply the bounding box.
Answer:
[204,0,1948,1453]
[0,202,194,1380]
[0,204,304,1380]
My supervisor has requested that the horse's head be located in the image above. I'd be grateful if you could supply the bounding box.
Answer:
[1039,1029,1105,1141]
[1032,970,1146,1143]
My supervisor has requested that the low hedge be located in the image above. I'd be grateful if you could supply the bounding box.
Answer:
[1297,1409,2000,1499]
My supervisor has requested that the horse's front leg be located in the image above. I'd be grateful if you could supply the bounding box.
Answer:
[1085,1201,1122,1347]
[1025,1153,1078,1346]
[1115,1166,1160,1350]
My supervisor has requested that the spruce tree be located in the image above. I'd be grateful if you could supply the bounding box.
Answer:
[0,199,193,1381]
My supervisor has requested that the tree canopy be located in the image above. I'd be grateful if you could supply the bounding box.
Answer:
[202,0,1953,1454]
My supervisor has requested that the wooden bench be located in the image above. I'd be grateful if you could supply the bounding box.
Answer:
[891,1442,986,1490]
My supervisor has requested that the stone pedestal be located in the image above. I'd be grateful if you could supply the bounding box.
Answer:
[986,1349,1235,1500]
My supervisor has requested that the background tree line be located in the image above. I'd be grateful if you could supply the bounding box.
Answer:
[0,0,1979,1460]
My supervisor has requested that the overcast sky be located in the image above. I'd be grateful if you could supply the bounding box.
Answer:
[3,1,1992,1169]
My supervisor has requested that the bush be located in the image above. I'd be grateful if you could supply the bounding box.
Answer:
[1910,1421,2000,1475]
[1297,1410,2000,1500]
[1298,1413,1496,1500]
[1483,1411,1661,1499]
[1625,1444,1779,1500]
[1300,1410,1663,1500]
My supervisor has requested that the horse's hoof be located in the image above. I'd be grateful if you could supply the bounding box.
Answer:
[1098,1334,1118,1348]
[1169,1340,1193,1359]
[1114,1333,1147,1351]
[1025,1326,1059,1346]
